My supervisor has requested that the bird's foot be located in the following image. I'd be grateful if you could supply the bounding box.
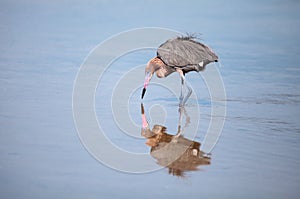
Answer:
[179,99,187,107]
[181,89,192,105]
[179,96,186,107]
[179,94,184,103]
[179,101,184,107]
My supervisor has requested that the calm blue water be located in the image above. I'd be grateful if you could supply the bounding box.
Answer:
[1,0,300,198]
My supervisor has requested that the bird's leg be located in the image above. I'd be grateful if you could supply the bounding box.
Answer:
[182,82,192,105]
[177,69,192,106]
[174,105,190,139]
[179,75,184,103]
[177,69,185,106]
[173,105,184,141]
[182,106,190,129]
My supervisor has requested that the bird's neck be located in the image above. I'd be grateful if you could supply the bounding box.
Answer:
[150,57,166,71]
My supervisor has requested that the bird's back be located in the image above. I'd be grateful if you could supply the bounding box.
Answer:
[157,36,218,72]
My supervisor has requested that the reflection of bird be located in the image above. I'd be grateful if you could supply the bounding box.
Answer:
[141,35,218,105]
[141,103,210,177]
[147,129,210,177]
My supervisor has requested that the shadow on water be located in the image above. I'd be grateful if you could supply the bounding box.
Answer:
[140,103,210,177]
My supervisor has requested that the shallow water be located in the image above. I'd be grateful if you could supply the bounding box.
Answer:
[1,0,300,198]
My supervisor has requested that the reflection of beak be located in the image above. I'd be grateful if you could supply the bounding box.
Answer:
[141,72,151,99]
[141,103,145,114]
[141,103,148,129]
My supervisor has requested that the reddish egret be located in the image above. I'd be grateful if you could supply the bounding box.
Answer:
[141,35,218,105]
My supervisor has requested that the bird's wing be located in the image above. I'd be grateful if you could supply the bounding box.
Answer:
[157,37,218,67]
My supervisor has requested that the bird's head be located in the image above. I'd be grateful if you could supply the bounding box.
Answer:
[141,58,164,99]
[141,58,157,99]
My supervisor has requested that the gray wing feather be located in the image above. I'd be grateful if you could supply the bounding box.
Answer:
[157,37,218,68]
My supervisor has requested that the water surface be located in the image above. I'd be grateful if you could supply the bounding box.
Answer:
[1,0,300,198]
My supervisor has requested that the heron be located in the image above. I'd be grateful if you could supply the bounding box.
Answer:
[141,35,218,105]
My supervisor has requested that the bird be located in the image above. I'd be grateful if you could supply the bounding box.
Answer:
[141,35,218,105]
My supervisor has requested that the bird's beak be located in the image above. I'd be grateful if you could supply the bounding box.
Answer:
[141,72,151,99]
[141,88,146,99]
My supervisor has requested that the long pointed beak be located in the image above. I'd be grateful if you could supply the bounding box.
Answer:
[141,72,151,99]
[141,88,146,99]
